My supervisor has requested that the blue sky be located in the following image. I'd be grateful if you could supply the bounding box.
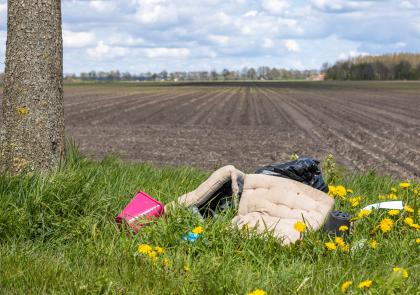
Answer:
[0,0,419,74]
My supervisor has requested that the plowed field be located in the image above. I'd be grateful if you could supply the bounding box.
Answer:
[1,81,420,178]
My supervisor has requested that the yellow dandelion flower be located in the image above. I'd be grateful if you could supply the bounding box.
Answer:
[404,205,414,213]
[358,280,373,289]
[378,195,386,200]
[147,250,157,259]
[162,258,170,266]
[341,281,352,293]
[328,185,347,198]
[183,265,190,272]
[325,242,337,251]
[388,209,400,216]
[247,289,266,295]
[349,197,361,207]
[393,267,409,279]
[357,209,371,219]
[294,221,306,233]
[138,244,152,254]
[335,237,346,248]
[347,189,353,194]
[387,193,398,200]
[155,246,164,254]
[339,225,349,232]
[379,218,394,233]
[369,240,378,249]
[399,182,410,189]
[410,223,420,230]
[390,187,397,193]
[416,238,420,244]
[404,217,414,226]
[192,226,204,234]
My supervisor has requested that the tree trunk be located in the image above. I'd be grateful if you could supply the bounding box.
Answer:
[0,0,64,174]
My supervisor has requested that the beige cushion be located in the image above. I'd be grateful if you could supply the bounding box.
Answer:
[166,165,245,211]
[232,174,334,245]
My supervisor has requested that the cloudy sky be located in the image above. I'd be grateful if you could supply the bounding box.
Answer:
[0,0,419,74]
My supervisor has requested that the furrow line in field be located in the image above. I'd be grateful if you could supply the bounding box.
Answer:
[187,88,238,126]
[211,87,247,127]
[152,88,231,125]
[268,88,419,177]
[130,89,224,125]
[227,87,248,126]
[90,89,203,125]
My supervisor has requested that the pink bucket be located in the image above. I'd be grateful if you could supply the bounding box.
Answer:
[116,192,165,232]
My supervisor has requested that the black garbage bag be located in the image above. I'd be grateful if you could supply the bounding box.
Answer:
[254,157,328,193]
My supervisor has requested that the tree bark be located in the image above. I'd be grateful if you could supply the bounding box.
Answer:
[0,0,64,174]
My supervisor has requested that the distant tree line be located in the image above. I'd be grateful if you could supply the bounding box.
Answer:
[325,53,420,80]
[63,67,319,82]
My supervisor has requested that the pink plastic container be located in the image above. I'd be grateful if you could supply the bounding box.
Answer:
[116,192,165,232]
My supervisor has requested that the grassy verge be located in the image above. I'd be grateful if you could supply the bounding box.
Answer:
[0,147,418,294]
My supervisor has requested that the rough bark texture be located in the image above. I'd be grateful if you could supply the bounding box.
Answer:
[0,0,64,174]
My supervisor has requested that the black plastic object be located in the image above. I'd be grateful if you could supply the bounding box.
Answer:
[198,178,243,218]
[254,157,328,193]
[323,210,351,236]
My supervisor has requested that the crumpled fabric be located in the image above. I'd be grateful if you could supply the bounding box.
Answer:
[170,165,334,245]
[232,174,334,245]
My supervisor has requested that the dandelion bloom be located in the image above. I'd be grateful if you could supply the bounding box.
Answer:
[416,238,420,244]
[192,226,204,234]
[335,237,346,247]
[162,258,170,266]
[390,187,397,193]
[369,240,378,249]
[183,265,191,272]
[339,225,349,232]
[155,246,164,254]
[328,185,347,198]
[393,267,409,279]
[138,244,153,254]
[294,221,306,233]
[387,193,398,200]
[147,250,157,259]
[325,242,337,251]
[358,280,373,289]
[349,197,361,207]
[347,189,353,194]
[410,223,420,230]
[404,205,414,213]
[404,217,414,226]
[357,209,371,219]
[387,209,400,216]
[399,182,410,189]
[379,218,394,233]
[341,281,352,293]
[247,289,266,295]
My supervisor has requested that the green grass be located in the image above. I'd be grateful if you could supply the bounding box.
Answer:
[0,147,419,294]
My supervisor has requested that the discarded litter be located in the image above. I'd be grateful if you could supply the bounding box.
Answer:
[362,201,403,211]
[183,232,201,242]
[255,157,329,193]
[116,191,164,232]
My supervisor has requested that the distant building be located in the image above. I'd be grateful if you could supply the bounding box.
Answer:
[306,73,326,81]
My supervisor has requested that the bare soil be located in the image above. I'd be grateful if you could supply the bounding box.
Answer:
[1,81,419,178]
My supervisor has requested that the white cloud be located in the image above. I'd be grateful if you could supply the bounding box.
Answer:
[86,41,129,59]
[208,34,230,45]
[107,34,144,46]
[395,42,407,48]
[262,0,289,15]
[135,0,178,26]
[311,0,374,13]
[63,30,96,48]
[89,0,114,12]
[284,39,300,52]
[143,48,190,59]
[263,38,275,48]
[244,10,258,17]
